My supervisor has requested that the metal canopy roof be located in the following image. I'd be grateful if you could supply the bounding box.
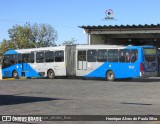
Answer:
[80,24,160,35]
[80,24,160,29]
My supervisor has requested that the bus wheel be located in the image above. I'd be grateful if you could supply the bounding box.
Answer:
[12,70,19,79]
[106,70,115,81]
[47,70,55,79]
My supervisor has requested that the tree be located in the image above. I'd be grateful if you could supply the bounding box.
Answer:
[8,23,34,49]
[0,39,14,53]
[31,23,58,47]
[0,23,58,53]
[62,38,77,45]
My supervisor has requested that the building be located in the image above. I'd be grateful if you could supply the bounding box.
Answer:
[80,24,160,48]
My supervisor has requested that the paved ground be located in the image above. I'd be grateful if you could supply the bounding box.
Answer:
[0,77,160,124]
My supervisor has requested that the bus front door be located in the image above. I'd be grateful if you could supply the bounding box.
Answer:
[77,51,87,76]
[22,54,30,77]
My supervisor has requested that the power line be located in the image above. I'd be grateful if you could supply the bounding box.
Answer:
[0,19,26,23]
[0,19,79,29]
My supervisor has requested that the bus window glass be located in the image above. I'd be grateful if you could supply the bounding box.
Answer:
[87,50,97,62]
[55,51,64,62]
[97,50,107,62]
[78,51,86,61]
[36,52,44,63]
[143,48,156,62]
[2,55,10,68]
[2,54,18,68]
[29,53,34,63]
[18,54,22,63]
[45,51,54,62]
[108,49,118,62]
[119,49,130,62]
[22,54,30,63]
[131,49,138,63]
[9,54,18,65]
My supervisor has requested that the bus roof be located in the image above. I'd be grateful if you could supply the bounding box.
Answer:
[4,46,66,54]
[3,45,155,55]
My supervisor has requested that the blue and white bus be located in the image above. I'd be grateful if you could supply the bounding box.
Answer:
[2,45,158,81]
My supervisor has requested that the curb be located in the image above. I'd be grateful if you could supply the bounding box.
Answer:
[1,77,27,80]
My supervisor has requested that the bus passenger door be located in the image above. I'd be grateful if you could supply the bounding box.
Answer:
[77,51,87,76]
[22,54,30,76]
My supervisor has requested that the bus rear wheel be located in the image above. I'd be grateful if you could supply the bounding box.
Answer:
[47,70,55,79]
[12,70,19,79]
[106,70,115,81]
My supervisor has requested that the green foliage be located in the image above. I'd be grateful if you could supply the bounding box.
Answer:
[0,39,14,53]
[62,38,77,45]
[31,23,57,47]
[0,23,58,53]
[8,23,33,49]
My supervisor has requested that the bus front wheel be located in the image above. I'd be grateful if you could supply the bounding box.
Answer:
[106,70,115,81]
[12,70,19,79]
[47,70,55,79]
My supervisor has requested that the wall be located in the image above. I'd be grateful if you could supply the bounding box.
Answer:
[90,34,116,45]
[90,34,105,44]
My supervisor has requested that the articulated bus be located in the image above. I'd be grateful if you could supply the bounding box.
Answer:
[2,45,158,81]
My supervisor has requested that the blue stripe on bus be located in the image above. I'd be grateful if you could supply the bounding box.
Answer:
[2,63,41,78]
[4,50,18,55]
[84,63,107,78]
[84,62,140,79]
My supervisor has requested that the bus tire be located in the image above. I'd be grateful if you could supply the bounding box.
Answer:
[47,69,55,79]
[106,70,115,81]
[12,70,19,79]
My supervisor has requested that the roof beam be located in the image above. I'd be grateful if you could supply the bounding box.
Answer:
[89,29,160,34]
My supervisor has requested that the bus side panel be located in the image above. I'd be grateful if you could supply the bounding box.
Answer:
[2,63,41,78]
[24,63,41,77]
[80,62,105,78]
[84,48,143,79]
[84,62,119,78]
[84,61,141,79]
[116,62,140,78]
[2,64,22,78]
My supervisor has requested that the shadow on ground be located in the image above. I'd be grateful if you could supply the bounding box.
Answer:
[116,78,160,83]
[121,102,152,106]
[0,95,66,106]
[69,77,160,83]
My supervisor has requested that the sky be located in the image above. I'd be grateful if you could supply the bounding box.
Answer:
[0,0,160,45]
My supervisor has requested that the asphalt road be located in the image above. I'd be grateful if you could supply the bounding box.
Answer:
[0,77,160,124]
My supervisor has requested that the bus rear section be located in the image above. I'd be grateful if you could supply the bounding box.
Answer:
[140,47,158,77]
[75,45,158,81]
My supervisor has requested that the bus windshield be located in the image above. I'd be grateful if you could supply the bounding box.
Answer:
[143,48,156,62]
[2,54,18,68]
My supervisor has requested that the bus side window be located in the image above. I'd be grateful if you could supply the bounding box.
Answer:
[97,50,107,62]
[55,51,64,62]
[119,50,125,62]
[108,49,118,62]
[22,54,30,63]
[36,52,45,63]
[125,50,130,62]
[131,49,138,63]
[78,51,86,61]
[87,50,97,62]
[45,51,54,62]
[18,54,22,63]
[9,54,18,65]
[29,53,34,63]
